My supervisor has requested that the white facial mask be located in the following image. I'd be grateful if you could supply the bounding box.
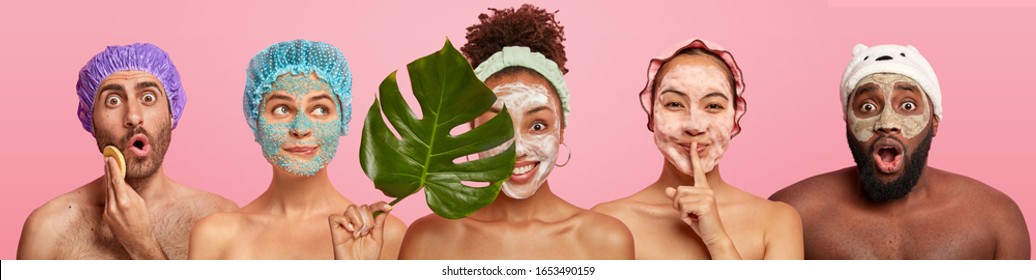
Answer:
[652,63,735,176]
[479,82,561,199]
[847,73,931,142]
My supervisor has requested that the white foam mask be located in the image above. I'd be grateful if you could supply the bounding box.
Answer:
[652,63,735,177]
[478,82,561,199]
[847,73,931,142]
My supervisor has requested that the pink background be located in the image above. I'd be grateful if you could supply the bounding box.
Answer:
[1,0,1033,259]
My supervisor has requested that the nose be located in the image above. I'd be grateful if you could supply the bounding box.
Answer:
[289,115,312,138]
[123,100,143,128]
[682,114,707,137]
[874,109,901,135]
[290,127,311,138]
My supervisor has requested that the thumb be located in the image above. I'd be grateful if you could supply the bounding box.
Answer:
[371,202,392,244]
[664,187,677,199]
[328,214,351,243]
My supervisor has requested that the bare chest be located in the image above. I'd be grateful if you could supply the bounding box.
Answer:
[424,224,600,259]
[804,210,996,259]
[219,219,334,259]
[56,205,196,259]
[625,209,766,260]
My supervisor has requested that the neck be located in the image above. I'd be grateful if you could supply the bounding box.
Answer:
[650,159,728,195]
[862,165,935,210]
[260,166,346,216]
[124,166,172,202]
[471,181,569,223]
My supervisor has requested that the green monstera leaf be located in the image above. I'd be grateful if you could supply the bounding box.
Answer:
[360,39,516,219]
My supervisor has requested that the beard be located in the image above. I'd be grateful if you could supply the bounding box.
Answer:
[95,120,172,182]
[847,128,933,203]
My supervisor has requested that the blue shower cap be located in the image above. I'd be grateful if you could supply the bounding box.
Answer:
[76,43,185,135]
[243,39,352,139]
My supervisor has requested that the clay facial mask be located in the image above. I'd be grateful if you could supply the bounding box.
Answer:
[847,73,930,142]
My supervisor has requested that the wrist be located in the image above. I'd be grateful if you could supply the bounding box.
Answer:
[125,235,167,260]
[704,234,741,260]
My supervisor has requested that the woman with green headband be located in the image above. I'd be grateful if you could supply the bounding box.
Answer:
[398,4,634,260]
[188,40,405,259]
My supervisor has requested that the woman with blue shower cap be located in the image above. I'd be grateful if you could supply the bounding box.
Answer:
[188,40,405,259]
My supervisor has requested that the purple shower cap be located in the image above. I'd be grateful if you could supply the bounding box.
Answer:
[76,43,186,135]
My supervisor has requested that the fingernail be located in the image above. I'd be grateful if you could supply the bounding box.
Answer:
[384,204,393,211]
[345,223,354,232]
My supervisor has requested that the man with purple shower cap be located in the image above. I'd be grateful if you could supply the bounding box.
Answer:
[17,43,237,259]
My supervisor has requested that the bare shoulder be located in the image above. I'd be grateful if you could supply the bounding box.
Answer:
[931,168,1017,204]
[572,209,634,246]
[931,168,1025,218]
[187,211,247,259]
[174,184,239,214]
[769,167,857,210]
[383,214,407,240]
[592,190,652,221]
[378,213,408,259]
[566,209,634,259]
[929,168,1030,258]
[398,213,462,259]
[591,197,632,217]
[18,183,97,259]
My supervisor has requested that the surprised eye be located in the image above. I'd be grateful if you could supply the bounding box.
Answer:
[531,122,546,131]
[141,93,157,104]
[105,95,122,106]
[901,101,916,111]
[861,103,877,112]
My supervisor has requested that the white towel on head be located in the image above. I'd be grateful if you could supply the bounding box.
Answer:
[840,44,942,120]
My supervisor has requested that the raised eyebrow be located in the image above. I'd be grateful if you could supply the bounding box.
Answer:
[895,84,920,93]
[701,92,730,101]
[658,89,688,98]
[265,94,294,103]
[525,106,552,116]
[308,94,334,103]
[135,81,162,92]
[97,84,124,95]
[854,84,880,96]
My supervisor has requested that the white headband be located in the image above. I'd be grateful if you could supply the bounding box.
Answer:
[840,44,942,120]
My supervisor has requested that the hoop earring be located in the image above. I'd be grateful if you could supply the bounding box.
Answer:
[555,142,571,167]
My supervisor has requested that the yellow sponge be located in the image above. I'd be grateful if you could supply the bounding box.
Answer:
[103,145,126,179]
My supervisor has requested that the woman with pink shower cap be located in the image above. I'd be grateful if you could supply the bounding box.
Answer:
[594,39,803,259]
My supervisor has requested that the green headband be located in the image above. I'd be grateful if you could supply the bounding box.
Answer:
[473,46,570,122]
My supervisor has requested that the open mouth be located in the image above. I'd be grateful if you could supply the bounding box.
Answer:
[509,161,540,184]
[126,134,150,157]
[872,138,904,174]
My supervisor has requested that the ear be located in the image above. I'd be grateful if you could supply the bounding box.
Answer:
[931,116,939,137]
[853,44,869,56]
[640,91,656,132]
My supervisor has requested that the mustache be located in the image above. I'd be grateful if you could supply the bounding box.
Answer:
[867,135,906,153]
[122,126,152,146]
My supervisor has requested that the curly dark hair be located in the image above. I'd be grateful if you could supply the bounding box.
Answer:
[462,4,568,74]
